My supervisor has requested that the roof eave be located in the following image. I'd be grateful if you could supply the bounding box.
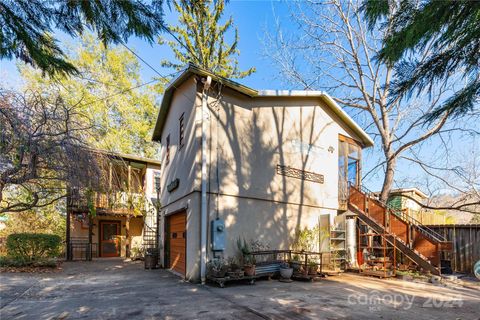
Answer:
[319,93,374,148]
[151,64,257,142]
[151,64,374,148]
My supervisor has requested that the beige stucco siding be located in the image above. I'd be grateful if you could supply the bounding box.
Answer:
[145,164,162,199]
[206,89,360,209]
[159,77,201,208]
[207,194,336,260]
[158,80,366,282]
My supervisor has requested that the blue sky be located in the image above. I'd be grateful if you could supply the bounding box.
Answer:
[128,0,291,89]
[0,1,289,92]
[0,1,475,194]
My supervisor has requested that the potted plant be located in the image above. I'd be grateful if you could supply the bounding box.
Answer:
[237,238,256,276]
[308,260,318,275]
[130,245,145,261]
[207,258,228,278]
[243,254,256,276]
[291,254,301,272]
[279,262,293,279]
[227,257,244,278]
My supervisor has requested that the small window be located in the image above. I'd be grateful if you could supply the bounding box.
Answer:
[166,134,170,164]
[179,113,185,148]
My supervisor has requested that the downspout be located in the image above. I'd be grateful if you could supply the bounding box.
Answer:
[346,216,358,268]
[200,76,212,284]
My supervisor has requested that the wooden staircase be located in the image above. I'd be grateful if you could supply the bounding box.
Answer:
[348,184,452,275]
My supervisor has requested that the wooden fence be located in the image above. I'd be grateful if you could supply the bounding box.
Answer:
[427,224,480,274]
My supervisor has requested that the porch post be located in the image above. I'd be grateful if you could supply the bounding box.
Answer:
[127,163,131,192]
[88,215,93,261]
[66,209,71,261]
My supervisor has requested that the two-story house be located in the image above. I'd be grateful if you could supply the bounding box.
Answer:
[151,64,374,282]
[66,150,161,261]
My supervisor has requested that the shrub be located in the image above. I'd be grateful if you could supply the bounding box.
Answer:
[0,256,58,268]
[6,233,61,262]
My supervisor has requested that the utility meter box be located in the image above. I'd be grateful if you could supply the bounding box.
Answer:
[211,219,226,251]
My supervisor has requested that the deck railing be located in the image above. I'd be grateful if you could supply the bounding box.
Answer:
[348,183,447,243]
[68,190,147,214]
[67,237,98,261]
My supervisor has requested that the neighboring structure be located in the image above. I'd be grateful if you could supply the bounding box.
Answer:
[387,188,429,213]
[66,150,161,261]
[152,64,373,281]
[382,188,454,225]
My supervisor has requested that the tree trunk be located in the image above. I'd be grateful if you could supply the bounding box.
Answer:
[380,157,397,202]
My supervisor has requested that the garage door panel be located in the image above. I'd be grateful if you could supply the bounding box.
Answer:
[170,219,185,226]
[169,244,185,251]
[167,212,186,276]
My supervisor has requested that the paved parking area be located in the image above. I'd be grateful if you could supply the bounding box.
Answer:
[1,259,479,319]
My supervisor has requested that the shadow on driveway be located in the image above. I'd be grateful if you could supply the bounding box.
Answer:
[1,259,479,319]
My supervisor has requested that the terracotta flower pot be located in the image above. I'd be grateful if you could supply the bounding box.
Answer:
[244,265,255,276]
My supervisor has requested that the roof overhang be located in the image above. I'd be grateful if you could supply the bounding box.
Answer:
[152,64,374,148]
[390,188,429,200]
[89,148,161,166]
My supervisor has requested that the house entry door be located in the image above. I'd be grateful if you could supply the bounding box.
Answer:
[100,221,121,257]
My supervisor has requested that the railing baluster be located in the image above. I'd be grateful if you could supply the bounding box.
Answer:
[348,182,446,243]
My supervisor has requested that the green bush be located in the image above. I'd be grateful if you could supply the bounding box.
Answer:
[6,233,61,262]
[0,256,58,268]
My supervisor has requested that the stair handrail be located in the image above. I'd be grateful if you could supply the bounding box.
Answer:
[349,183,447,243]
[142,222,158,250]
[143,223,157,234]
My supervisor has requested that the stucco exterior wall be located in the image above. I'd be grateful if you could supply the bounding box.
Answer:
[207,194,336,260]
[205,87,362,210]
[158,79,366,282]
[70,215,143,258]
[145,164,162,199]
[159,77,201,208]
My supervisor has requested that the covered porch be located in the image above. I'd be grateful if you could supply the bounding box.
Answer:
[64,151,161,261]
[67,211,144,260]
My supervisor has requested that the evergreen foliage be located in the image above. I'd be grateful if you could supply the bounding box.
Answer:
[0,0,164,76]
[160,0,255,78]
[362,0,480,121]
[6,233,62,261]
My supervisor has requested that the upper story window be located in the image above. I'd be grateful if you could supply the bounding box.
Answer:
[338,134,362,187]
[166,134,170,164]
[179,113,185,148]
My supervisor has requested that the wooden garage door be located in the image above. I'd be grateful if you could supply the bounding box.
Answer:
[168,212,186,276]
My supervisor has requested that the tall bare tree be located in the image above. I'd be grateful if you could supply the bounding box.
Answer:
[264,0,479,205]
[0,89,102,213]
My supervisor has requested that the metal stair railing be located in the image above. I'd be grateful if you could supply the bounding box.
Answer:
[142,223,158,250]
[349,183,447,243]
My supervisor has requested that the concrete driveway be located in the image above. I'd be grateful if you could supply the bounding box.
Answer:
[1,259,479,320]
